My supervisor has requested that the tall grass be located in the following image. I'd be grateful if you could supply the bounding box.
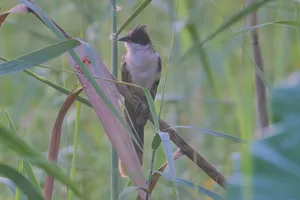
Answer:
[110,0,119,199]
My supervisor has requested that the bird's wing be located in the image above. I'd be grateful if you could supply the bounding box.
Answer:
[121,54,131,85]
[121,53,136,127]
[150,55,161,99]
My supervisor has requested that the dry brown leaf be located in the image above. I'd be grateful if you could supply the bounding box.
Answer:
[44,87,82,200]
[66,45,148,199]
[0,4,30,28]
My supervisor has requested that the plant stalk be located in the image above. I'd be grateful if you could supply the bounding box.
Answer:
[111,0,119,200]
[246,0,269,132]
[146,150,156,200]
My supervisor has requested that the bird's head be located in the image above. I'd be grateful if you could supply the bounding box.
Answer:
[118,25,152,52]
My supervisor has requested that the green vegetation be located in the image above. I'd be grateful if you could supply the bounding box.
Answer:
[0,0,300,199]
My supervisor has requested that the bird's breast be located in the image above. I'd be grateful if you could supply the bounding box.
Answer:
[126,52,159,90]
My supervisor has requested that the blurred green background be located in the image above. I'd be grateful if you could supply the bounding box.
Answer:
[0,0,298,199]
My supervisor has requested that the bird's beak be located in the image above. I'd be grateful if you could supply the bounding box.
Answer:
[118,36,130,42]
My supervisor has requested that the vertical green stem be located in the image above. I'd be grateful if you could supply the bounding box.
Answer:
[295,2,300,51]
[15,159,23,200]
[68,101,81,200]
[146,149,156,200]
[111,1,119,200]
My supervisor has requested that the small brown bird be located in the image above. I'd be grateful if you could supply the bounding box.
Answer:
[118,25,161,176]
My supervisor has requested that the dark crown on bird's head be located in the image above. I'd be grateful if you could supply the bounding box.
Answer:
[118,25,152,45]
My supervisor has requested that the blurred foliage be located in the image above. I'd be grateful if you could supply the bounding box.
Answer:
[0,0,300,199]
[226,72,300,199]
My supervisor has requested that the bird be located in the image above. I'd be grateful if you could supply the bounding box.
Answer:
[118,25,161,177]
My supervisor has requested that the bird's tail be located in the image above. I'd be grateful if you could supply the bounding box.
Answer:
[119,122,144,177]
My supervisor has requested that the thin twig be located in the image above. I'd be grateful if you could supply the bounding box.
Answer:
[246,0,269,131]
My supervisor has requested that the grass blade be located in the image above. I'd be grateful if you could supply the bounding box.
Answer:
[0,177,16,195]
[0,163,43,200]
[143,88,159,200]
[143,88,159,133]
[183,1,216,94]
[118,186,147,200]
[154,170,223,200]
[207,21,300,48]
[158,132,179,199]
[23,161,41,195]
[0,39,80,76]
[148,148,182,194]
[0,4,29,28]
[181,0,276,60]
[4,111,42,195]
[15,158,24,200]
[116,0,151,36]
[4,111,25,200]
[0,124,82,198]
[23,69,92,107]
[168,125,245,143]
[19,0,67,40]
